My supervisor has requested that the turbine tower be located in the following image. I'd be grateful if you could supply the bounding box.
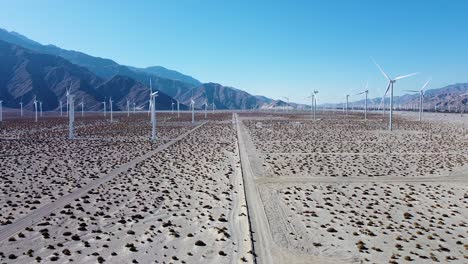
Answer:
[177,100,180,118]
[150,91,158,141]
[204,99,208,118]
[373,59,418,131]
[191,99,195,124]
[403,78,431,121]
[148,78,153,117]
[20,102,23,117]
[346,94,350,116]
[313,90,318,120]
[66,82,72,116]
[102,98,107,117]
[39,101,43,117]
[109,97,113,122]
[127,99,130,117]
[0,100,3,122]
[33,96,38,122]
[67,92,75,139]
[79,98,84,117]
[354,82,369,120]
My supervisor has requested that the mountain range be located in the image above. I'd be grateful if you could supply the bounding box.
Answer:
[0,27,466,111]
[0,27,270,111]
[325,83,468,111]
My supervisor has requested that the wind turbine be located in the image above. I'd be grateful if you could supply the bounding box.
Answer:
[373,59,418,131]
[59,101,63,116]
[313,90,318,120]
[66,82,72,116]
[150,91,158,141]
[177,100,180,118]
[354,82,369,120]
[403,78,431,121]
[0,100,3,122]
[102,98,107,117]
[148,78,153,117]
[345,94,350,116]
[190,99,195,124]
[33,96,38,122]
[171,100,175,115]
[79,98,84,117]
[126,99,130,117]
[212,102,215,113]
[204,99,208,118]
[109,97,113,122]
[39,101,43,117]
[20,101,23,117]
[67,91,75,139]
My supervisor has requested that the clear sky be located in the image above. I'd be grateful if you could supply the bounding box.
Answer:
[1,0,467,104]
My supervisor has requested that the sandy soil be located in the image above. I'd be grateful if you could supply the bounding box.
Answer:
[236,111,468,264]
[0,112,253,263]
[0,110,466,264]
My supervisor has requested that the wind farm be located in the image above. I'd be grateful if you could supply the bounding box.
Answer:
[0,1,468,264]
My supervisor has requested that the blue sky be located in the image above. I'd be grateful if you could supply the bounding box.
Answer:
[0,0,467,104]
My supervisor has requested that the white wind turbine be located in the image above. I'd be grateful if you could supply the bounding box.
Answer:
[102,98,107,117]
[373,59,418,131]
[177,100,180,118]
[126,99,130,117]
[171,100,175,115]
[204,99,208,118]
[59,101,63,116]
[150,91,158,141]
[67,91,75,139]
[345,94,350,116]
[354,82,369,120]
[313,90,318,120]
[190,99,195,124]
[148,78,153,117]
[403,78,431,121]
[66,82,72,116]
[39,101,43,117]
[33,96,38,122]
[109,97,113,122]
[0,100,3,122]
[20,101,23,117]
[78,98,84,117]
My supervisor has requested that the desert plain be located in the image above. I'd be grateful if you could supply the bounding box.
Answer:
[0,110,467,264]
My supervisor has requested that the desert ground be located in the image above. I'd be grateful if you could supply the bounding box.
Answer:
[0,109,467,264]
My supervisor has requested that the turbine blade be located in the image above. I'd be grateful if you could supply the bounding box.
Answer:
[394,72,418,80]
[384,83,391,97]
[402,90,419,93]
[420,78,431,91]
[372,58,391,81]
